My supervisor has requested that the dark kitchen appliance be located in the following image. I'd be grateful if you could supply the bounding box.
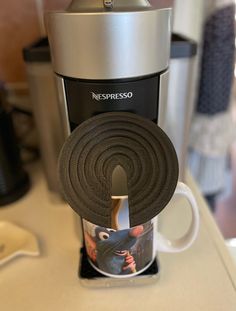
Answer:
[0,88,30,206]
[46,0,172,286]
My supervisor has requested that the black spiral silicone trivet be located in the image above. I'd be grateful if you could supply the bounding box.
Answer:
[58,112,179,228]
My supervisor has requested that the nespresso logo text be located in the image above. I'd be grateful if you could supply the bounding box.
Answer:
[91,92,133,101]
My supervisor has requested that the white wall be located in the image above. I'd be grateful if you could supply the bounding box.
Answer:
[173,0,205,42]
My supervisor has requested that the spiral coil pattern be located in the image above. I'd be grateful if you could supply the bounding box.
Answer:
[59,112,179,227]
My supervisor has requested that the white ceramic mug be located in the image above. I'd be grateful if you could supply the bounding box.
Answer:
[82,181,200,279]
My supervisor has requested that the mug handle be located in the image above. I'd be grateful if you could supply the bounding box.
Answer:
[155,182,200,253]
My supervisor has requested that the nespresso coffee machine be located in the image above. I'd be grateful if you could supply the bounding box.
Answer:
[46,0,172,286]
[46,0,171,134]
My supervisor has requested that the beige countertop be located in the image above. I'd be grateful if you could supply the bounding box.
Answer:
[0,162,236,311]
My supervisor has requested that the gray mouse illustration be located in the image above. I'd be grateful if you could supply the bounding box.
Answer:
[95,225,143,275]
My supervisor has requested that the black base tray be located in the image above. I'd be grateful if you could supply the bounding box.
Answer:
[79,247,159,287]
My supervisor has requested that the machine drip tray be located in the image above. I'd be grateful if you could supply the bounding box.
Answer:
[79,247,160,288]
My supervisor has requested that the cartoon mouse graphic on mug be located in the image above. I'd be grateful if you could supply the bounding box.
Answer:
[84,224,144,275]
